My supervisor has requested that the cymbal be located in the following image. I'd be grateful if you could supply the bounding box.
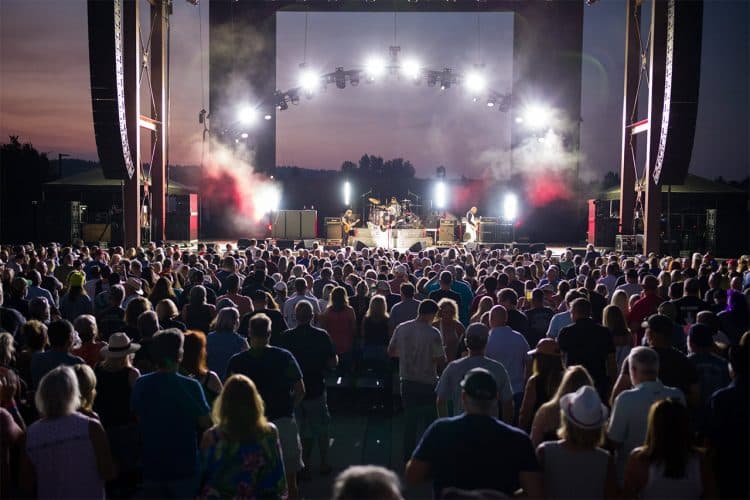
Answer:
[400,199,412,204]
[368,197,381,205]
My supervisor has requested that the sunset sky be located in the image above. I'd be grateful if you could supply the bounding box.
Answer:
[0,0,747,181]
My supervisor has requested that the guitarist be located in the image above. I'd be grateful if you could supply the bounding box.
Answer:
[465,206,479,243]
[341,209,360,247]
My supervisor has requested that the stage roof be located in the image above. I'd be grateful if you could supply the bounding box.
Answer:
[44,169,195,196]
[601,174,746,201]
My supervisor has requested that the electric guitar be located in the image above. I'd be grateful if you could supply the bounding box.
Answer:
[342,218,360,233]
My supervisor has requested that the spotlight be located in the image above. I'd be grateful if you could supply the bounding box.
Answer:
[240,132,249,139]
[503,193,518,222]
[487,98,496,108]
[537,136,546,143]
[434,181,447,210]
[515,116,524,124]
[264,114,272,121]
[260,184,281,214]
[522,105,552,129]
[299,69,320,94]
[464,71,486,94]
[237,105,258,125]
[364,56,386,81]
[334,67,346,89]
[402,59,421,81]
[343,181,351,207]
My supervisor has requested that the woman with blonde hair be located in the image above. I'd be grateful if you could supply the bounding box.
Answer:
[434,298,465,364]
[72,364,98,420]
[199,374,287,498]
[22,366,116,498]
[656,271,671,300]
[470,296,494,324]
[530,365,594,447]
[610,289,630,318]
[537,385,616,499]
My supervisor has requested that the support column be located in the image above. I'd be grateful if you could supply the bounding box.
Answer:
[123,0,141,248]
[619,0,641,235]
[151,0,169,242]
[644,0,667,254]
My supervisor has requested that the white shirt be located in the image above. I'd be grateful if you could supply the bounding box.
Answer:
[485,326,530,394]
[282,293,320,328]
[607,380,685,484]
[388,319,445,385]
[616,282,642,299]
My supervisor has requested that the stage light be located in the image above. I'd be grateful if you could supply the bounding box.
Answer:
[264,114,272,121]
[503,193,518,222]
[487,98,496,108]
[259,184,281,214]
[522,105,552,129]
[402,59,421,80]
[343,181,351,206]
[434,181,447,210]
[237,105,258,125]
[299,69,320,94]
[240,132,249,139]
[515,116,524,124]
[464,71,486,94]
[364,56,386,81]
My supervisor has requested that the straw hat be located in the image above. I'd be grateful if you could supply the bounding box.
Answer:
[100,332,140,358]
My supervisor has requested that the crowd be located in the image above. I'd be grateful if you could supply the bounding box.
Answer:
[0,239,748,499]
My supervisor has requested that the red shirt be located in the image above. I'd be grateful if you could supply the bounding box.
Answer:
[627,292,664,343]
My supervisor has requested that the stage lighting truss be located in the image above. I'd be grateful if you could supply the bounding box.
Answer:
[265,46,513,118]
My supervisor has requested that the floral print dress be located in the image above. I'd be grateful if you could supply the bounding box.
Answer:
[200,427,287,499]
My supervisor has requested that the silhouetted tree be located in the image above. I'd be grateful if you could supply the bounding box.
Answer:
[341,160,357,175]
[0,136,54,242]
[358,154,371,174]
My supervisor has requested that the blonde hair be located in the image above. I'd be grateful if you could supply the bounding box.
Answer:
[557,412,604,448]
[72,364,97,413]
[36,366,80,418]
[437,298,459,322]
[611,289,629,316]
[212,374,270,441]
[365,295,388,320]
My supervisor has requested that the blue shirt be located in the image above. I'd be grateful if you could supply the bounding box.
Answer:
[206,330,248,381]
[30,350,84,388]
[413,413,539,498]
[131,371,210,481]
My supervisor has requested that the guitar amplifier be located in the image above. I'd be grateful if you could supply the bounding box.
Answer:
[325,218,342,240]
[439,219,456,243]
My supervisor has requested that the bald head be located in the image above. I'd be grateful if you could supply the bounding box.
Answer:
[489,305,508,328]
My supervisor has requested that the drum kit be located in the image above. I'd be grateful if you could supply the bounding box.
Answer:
[367,196,422,229]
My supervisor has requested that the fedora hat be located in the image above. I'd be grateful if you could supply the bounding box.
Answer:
[560,385,609,430]
[100,332,140,358]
